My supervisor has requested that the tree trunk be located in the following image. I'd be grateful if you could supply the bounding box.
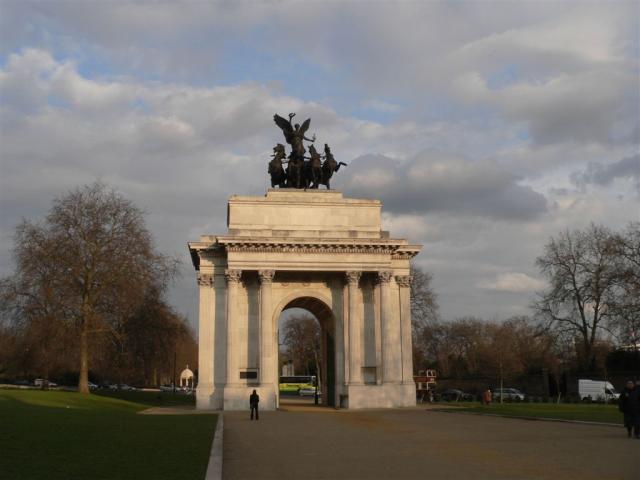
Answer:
[499,360,504,405]
[78,328,89,394]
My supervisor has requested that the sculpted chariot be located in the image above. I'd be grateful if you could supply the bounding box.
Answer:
[271,113,347,189]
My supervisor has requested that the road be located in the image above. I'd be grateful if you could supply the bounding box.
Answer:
[223,403,638,480]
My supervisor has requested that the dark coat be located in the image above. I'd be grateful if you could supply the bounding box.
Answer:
[250,393,260,407]
[619,388,634,413]
[628,387,640,416]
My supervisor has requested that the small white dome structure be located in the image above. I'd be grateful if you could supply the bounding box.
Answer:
[180,365,195,389]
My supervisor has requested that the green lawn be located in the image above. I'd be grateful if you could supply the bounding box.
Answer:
[94,389,196,407]
[0,389,217,480]
[436,402,621,424]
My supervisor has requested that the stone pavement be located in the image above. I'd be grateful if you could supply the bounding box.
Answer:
[223,403,639,480]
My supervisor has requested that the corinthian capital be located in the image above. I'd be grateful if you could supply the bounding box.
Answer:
[378,270,393,284]
[197,273,214,287]
[395,275,411,288]
[225,269,242,283]
[345,271,362,285]
[259,270,275,284]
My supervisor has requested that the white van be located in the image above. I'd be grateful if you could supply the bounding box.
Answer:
[578,379,619,403]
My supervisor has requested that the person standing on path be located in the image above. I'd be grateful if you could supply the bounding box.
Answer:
[482,388,492,405]
[250,389,260,421]
[630,381,640,439]
[619,381,636,437]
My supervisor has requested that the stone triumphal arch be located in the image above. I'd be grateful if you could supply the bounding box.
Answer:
[188,190,421,410]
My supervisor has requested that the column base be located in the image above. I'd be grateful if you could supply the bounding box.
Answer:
[196,384,223,410]
[345,383,416,409]
[223,384,277,411]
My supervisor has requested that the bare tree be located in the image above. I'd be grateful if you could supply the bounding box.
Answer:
[1,182,177,393]
[281,314,321,381]
[123,289,197,386]
[414,317,483,377]
[0,229,70,386]
[409,264,439,373]
[534,224,619,371]
[410,264,439,331]
[414,315,564,388]
[479,320,526,403]
[608,222,640,350]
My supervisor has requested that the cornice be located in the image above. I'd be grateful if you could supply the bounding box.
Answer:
[226,244,397,254]
[189,238,421,258]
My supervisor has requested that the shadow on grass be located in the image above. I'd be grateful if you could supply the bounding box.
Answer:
[431,402,621,424]
[0,390,216,480]
[94,389,196,407]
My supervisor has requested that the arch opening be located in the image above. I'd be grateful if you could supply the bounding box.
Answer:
[276,296,336,408]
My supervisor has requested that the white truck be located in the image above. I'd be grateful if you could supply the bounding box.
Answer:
[578,379,619,403]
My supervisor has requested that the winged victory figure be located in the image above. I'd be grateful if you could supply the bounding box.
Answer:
[273,113,316,188]
[273,113,316,161]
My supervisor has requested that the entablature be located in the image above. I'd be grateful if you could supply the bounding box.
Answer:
[189,237,420,270]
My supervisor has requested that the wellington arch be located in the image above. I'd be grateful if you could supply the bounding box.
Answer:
[188,189,421,410]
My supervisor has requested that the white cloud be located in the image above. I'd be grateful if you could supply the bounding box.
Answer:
[361,99,402,113]
[345,152,548,220]
[1,2,638,325]
[477,272,547,293]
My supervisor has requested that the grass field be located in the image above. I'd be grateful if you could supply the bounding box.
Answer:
[435,401,621,424]
[0,389,217,480]
[94,388,196,407]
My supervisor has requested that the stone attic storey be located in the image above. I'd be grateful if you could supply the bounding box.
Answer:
[188,189,421,410]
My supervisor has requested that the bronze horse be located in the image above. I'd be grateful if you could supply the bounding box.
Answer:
[320,144,347,189]
[304,144,323,189]
[268,144,287,188]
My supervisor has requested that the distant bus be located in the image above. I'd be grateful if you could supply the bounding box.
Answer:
[279,375,316,394]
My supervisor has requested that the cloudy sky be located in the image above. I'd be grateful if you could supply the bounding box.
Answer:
[1,1,638,328]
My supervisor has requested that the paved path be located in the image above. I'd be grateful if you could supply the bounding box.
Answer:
[223,404,639,480]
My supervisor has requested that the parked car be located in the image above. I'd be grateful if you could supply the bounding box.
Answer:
[87,382,99,390]
[117,384,136,391]
[107,383,135,391]
[160,384,175,392]
[298,387,321,397]
[439,389,473,402]
[492,388,525,401]
[34,379,58,388]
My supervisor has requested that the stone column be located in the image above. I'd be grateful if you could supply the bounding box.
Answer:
[396,275,413,383]
[258,270,275,386]
[379,271,401,383]
[331,276,346,402]
[346,271,363,385]
[373,279,382,385]
[197,273,215,393]
[225,269,242,386]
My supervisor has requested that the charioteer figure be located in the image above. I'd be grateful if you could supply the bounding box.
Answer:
[273,113,315,189]
[271,114,347,190]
